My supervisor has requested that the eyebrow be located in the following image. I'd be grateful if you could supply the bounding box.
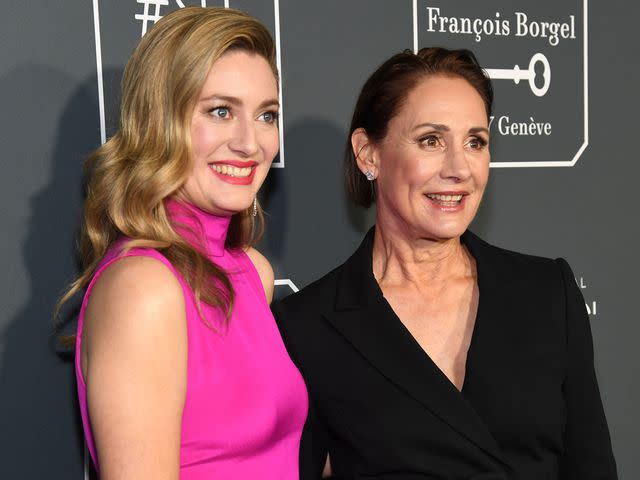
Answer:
[200,94,280,110]
[413,122,449,132]
[413,122,489,136]
[469,126,490,135]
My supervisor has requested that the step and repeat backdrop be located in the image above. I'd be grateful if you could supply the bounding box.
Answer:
[1,0,638,478]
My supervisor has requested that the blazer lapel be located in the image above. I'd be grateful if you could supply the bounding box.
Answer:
[325,228,508,466]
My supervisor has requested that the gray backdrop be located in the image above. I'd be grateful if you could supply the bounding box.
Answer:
[1,1,637,478]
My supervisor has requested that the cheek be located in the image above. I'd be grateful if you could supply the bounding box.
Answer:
[378,155,416,197]
[190,122,207,157]
[414,160,442,181]
[473,159,491,188]
[190,120,222,158]
[467,163,490,211]
[262,129,280,159]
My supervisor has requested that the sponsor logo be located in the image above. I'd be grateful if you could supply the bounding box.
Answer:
[577,276,598,317]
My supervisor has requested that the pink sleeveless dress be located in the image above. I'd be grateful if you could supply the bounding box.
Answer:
[75,200,308,479]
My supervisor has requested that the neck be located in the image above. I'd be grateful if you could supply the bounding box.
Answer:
[165,198,232,258]
[372,215,472,288]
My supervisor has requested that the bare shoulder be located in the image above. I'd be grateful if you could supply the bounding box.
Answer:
[90,254,183,301]
[245,247,275,303]
[82,255,187,379]
[82,255,187,478]
[85,255,185,336]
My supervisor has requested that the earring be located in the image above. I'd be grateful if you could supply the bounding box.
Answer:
[252,197,257,217]
[365,170,376,181]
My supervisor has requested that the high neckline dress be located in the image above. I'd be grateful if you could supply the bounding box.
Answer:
[75,199,308,479]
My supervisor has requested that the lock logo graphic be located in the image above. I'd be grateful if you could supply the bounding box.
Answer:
[413,0,588,168]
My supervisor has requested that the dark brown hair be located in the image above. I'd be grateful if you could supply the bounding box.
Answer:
[345,47,493,208]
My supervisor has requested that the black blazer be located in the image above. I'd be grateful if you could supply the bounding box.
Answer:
[272,228,617,480]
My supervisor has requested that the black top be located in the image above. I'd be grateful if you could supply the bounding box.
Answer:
[272,228,617,480]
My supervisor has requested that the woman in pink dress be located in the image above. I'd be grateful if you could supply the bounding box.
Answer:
[58,7,307,479]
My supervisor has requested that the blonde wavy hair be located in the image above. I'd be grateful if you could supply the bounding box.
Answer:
[57,7,278,321]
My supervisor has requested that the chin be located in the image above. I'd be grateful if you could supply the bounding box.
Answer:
[218,204,252,216]
[421,223,469,242]
[214,190,256,208]
[193,199,247,216]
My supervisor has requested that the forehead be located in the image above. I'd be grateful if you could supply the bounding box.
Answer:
[394,75,487,127]
[198,50,277,98]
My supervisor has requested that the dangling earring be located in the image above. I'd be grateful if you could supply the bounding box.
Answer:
[252,197,257,217]
[364,170,376,181]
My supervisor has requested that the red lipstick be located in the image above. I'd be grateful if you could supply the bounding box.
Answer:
[209,160,257,185]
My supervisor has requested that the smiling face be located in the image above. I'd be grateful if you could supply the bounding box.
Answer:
[369,74,490,241]
[180,50,279,216]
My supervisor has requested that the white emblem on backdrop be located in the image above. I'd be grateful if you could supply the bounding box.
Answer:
[485,52,551,98]
[412,0,588,168]
[576,276,598,316]
[92,0,285,167]
[135,1,219,37]
[274,278,299,293]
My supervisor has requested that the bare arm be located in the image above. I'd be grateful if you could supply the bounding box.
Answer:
[246,247,275,303]
[82,256,187,480]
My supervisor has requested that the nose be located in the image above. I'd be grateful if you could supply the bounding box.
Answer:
[228,117,259,157]
[440,144,471,182]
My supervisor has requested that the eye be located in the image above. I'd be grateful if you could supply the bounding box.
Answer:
[259,110,279,124]
[467,136,488,150]
[419,134,443,149]
[209,106,231,119]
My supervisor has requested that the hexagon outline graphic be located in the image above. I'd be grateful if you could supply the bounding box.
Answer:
[274,278,299,293]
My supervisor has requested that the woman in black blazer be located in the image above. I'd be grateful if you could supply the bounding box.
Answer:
[272,48,617,480]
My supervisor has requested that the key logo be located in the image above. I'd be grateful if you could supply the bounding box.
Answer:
[91,0,286,167]
[413,0,588,167]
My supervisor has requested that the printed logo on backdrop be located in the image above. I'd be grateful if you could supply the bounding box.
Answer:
[274,278,299,301]
[91,0,286,167]
[412,0,588,168]
[576,275,598,317]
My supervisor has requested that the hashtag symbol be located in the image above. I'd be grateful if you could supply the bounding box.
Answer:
[135,0,170,37]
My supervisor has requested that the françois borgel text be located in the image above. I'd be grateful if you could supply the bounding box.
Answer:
[426,7,577,46]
